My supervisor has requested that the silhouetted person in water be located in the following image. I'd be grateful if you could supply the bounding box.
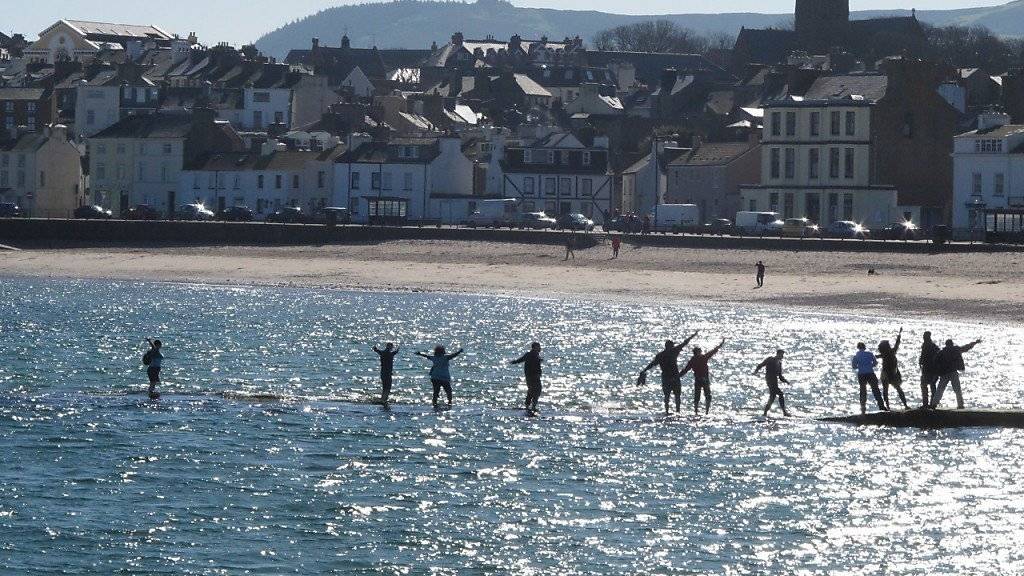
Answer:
[931,338,982,410]
[142,338,163,399]
[918,331,941,408]
[640,331,699,415]
[877,327,908,410]
[372,342,400,404]
[755,261,766,287]
[754,349,791,417]
[853,342,887,414]
[416,345,464,407]
[510,342,543,412]
[681,339,725,415]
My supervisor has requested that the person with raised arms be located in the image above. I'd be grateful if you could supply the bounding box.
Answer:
[754,349,791,418]
[876,328,908,411]
[639,331,699,415]
[510,342,544,413]
[372,342,400,405]
[416,345,464,408]
[680,338,726,416]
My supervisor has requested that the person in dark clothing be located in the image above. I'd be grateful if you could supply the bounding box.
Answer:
[415,345,464,407]
[852,342,887,414]
[611,235,621,259]
[510,342,544,412]
[754,349,791,417]
[876,328,908,410]
[931,338,982,409]
[918,331,941,408]
[142,338,163,399]
[755,261,766,288]
[640,331,699,415]
[681,339,726,415]
[372,342,400,404]
[564,233,577,261]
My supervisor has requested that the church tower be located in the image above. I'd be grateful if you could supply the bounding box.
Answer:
[795,0,850,54]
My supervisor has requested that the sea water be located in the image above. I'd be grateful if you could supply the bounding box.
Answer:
[0,278,1022,574]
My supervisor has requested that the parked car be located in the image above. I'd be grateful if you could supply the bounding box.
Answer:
[73,205,112,219]
[782,217,821,238]
[557,213,595,231]
[650,204,700,232]
[123,205,162,220]
[466,199,520,227]
[177,203,215,221]
[826,220,870,238]
[603,215,627,232]
[217,206,255,222]
[264,206,308,223]
[881,220,919,240]
[313,207,352,225]
[0,202,25,217]
[516,212,558,230]
[705,219,735,235]
[735,211,784,235]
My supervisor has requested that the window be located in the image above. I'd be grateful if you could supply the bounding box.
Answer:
[233,175,240,189]
[523,149,532,163]
[771,112,781,137]
[258,175,265,189]
[3,102,12,112]
[96,163,106,180]
[973,173,983,195]
[523,178,535,195]
[544,177,556,196]
[810,112,820,137]
[844,148,854,179]
[582,151,592,166]
[845,111,855,136]
[351,173,360,190]
[785,112,796,136]
[139,143,147,156]
[371,172,381,190]
[830,111,841,136]
[86,110,95,125]
[160,164,168,183]
[784,148,795,179]
[292,174,300,189]
[547,151,555,164]
[17,154,24,168]
[560,151,569,165]
[275,111,285,125]
[559,177,571,194]
[0,155,6,167]
[275,175,282,189]
[96,144,107,155]
[116,165,124,180]
[403,172,413,190]
[26,103,36,112]
[16,171,24,187]
[975,139,1004,153]
[843,193,854,220]
[318,171,325,188]
[581,178,593,197]
[137,162,145,180]
[117,144,126,154]
[829,148,840,179]
[808,148,819,179]
[382,173,392,190]
[828,193,838,223]
[253,92,271,103]
[769,192,779,213]
[770,148,780,179]
[0,171,6,187]
[163,143,173,155]
[995,173,1005,196]
[253,111,263,129]
[784,193,794,218]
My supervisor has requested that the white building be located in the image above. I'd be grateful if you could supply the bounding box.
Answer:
[0,124,85,217]
[951,112,1024,233]
[74,73,160,138]
[333,135,476,224]
[740,96,898,228]
[23,20,173,64]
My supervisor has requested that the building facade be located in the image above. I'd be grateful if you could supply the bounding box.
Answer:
[951,113,1024,234]
[0,124,85,217]
[665,140,760,222]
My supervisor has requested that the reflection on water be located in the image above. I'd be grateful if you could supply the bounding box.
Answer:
[0,278,1022,574]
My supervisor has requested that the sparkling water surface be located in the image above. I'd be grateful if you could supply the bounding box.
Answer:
[1,278,1022,574]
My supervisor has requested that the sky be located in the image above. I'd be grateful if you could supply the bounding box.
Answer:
[4,0,1005,47]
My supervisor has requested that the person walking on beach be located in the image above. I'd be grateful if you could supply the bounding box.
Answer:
[416,345,464,407]
[919,331,941,408]
[931,338,983,410]
[372,342,400,404]
[639,331,699,415]
[564,233,576,261]
[142,338,163,399]
[755,261,766,288]
[877,328,909,410]
[510,342,544,412]
[611,235,621,259]
[681,339,726,415]
[853,342,887,414]
[754,349,791,417]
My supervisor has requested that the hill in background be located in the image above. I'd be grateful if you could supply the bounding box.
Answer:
[254,0,1024,57]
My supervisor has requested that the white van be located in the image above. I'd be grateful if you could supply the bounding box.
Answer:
[735,211,784,235]
[650,204,700,232]
[467,199,520,227]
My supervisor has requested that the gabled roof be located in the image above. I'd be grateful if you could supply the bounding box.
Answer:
[802,74,888,102]
[584,50,732,85]
[513,74,552,98]
[189,145,346,171]
[336,137,443,164]
[91,112,192,139]
[733,28,796,66]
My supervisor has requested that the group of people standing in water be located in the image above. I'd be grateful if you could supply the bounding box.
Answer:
[141,327,983,415]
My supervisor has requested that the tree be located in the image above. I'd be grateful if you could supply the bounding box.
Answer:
[592,20,711,54]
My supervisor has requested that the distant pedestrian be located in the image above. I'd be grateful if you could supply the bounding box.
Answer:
[754,349,791,417]
[931,338,982,410]
[415,345,464,407]
[681,338,726,415]
[564,233,576,261]
[142,338,163,399]
[611,235,621,259]
[877,328,909,410]
[642,214,651,235]
[755,261,766,287]
[852,342,886,414]
[918,331,940,408]
[372,342,400,404]
[510,342,544,412]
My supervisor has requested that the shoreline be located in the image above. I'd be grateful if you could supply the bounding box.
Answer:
[2,240,1022,323]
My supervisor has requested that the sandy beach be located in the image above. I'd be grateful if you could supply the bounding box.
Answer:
[2,239,1023,322]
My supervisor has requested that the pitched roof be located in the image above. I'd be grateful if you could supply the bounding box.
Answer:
[959,124,1024,139]
[513,74,552,98]
[62,20,172,41]
[669,141,758,167]
[802,74,888,101]
[91,112,192,139]
[190,145,346,171]
[336,138,441,164]
[733,28,796,66]
[0,88,46,101]
[584,50,732,85]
